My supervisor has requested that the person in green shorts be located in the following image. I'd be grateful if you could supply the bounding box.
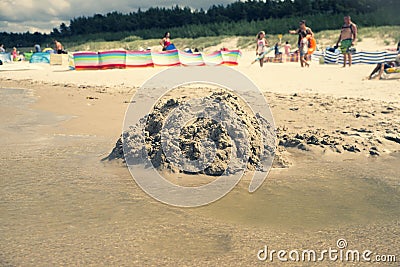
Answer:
[336,16,357,67]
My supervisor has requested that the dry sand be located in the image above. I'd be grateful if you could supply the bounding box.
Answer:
[0,50,399,266]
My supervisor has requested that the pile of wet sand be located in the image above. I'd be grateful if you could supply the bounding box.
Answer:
[106,91,276,175]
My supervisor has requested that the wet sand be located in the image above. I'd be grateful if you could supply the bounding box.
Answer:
[0,62,399,266]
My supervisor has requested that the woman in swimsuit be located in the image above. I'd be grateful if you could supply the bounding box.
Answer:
[160,32,171,51]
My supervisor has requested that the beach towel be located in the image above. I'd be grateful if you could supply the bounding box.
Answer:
[385,67,400,74]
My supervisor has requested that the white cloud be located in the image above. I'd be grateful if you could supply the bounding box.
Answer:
[0,0,236,33]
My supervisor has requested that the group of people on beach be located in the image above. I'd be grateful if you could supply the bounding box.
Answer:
[0,39,67,62]
[1,44,22,61]
[1,46,25,61]
[289,19,315,67]
[2,15,399,81]
[256,16,358,68]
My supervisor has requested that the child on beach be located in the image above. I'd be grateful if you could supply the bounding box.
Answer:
[12,47,18,61]
[284,41,291,56]
[299,32,309,67]
[256,31,268,67]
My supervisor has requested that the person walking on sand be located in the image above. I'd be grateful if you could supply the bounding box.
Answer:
[289,20,314,67]
[336,15,357,67]
[255,31,268,67]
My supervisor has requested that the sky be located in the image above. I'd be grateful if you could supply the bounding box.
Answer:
[0,0,238,33]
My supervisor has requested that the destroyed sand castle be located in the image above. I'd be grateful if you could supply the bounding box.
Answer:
[106,91,276,175]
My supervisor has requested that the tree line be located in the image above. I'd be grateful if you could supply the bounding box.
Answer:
[1,0,399,48]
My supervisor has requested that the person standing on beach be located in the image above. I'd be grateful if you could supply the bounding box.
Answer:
[160,32,171,51]
[299,32,310,67]
[12,47,18,61]
[54,40,65,54]
[274,42,282,58]
[256,31,268,67]
[284,41,291,56]
[336,16,357,67]
[289,20,314,67]
[0,44,5,53]
[34,44,41,53]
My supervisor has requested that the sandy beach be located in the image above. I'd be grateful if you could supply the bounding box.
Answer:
[1,51,399,265]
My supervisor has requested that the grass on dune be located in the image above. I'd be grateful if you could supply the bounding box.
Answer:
[357,25,400,45]
[51,26,400,52]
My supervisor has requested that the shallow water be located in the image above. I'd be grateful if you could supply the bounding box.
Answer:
[0,87,399,265]
[197,156,400,230]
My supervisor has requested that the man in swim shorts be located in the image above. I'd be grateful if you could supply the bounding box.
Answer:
[336,15,357,67]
